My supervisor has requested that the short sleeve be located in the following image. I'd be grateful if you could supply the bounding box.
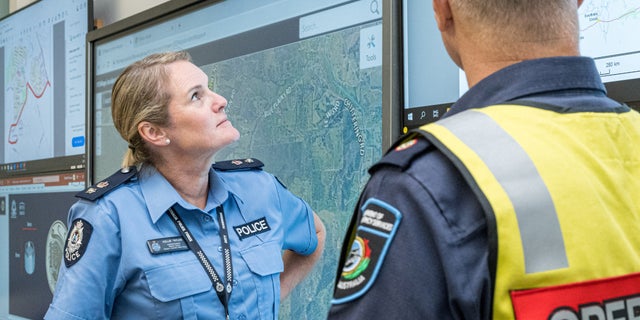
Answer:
[45,200,122,320]
[274,180,317,255]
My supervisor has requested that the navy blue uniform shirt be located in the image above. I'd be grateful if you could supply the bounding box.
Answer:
[328,56,623,319]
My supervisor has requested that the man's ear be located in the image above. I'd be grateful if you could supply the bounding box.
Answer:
[138,121,168,147]
[433,0,454,32]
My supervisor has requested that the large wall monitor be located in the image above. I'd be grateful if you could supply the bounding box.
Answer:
[0,170,85,320]
[401,0,466,133]
[578,1,640,102]
[0,0,91,178]
[87,0,387,318]
[401,0,640,132]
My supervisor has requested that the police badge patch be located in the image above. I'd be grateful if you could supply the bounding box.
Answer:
[332,198,402,304]
[64,219,93,268]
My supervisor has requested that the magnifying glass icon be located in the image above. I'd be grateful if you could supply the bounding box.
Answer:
[370,0,380,15]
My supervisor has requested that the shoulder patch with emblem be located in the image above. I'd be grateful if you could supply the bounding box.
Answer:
[76,166,137,201]
[64,218,93,268]
[212,158,264,171]
[331,198,402,304]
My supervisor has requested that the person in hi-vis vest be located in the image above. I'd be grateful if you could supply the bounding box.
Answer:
[328,0,640,319]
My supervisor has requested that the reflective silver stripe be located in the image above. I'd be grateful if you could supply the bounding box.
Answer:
[438,110,568,273]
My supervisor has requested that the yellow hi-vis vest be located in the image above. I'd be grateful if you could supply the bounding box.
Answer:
[417,104,640,319]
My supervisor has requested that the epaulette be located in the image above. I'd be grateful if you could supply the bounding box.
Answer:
[369,134,433,174]
[76,166,137,201]
[212,158,264,171]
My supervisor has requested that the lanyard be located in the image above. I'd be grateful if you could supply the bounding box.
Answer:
[167,206,233,319]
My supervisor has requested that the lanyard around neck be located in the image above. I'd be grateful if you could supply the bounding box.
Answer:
[167,206,233,319]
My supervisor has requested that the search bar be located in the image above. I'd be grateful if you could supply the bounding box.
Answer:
[299,0,381,38]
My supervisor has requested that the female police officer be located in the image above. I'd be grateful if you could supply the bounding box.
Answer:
[45,51,326,319]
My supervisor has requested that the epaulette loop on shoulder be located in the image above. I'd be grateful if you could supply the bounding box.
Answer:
[212,158,264,171]
[76,166,137,201]
[369,134,432,174]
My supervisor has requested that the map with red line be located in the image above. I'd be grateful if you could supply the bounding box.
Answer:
[4,34,54,162]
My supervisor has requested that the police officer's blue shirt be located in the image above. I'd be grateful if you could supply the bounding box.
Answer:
[45,164,318,320]
[328,56,626,319]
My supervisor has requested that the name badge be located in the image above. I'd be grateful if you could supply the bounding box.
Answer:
[234,217,271,240]
[147,236,189,254]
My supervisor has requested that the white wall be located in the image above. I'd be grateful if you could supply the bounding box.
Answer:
[93,0,170,27]
[10,0,169,27]
[9,0,35,12]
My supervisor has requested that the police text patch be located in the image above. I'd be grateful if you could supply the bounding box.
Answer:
[64,219,93,268]
[234,217,271,240]
[332,198,402,304]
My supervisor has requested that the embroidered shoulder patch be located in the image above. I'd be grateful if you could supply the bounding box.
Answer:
[332,198,402,304]
[64,219,93,268]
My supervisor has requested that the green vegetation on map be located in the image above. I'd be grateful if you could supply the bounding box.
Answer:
[203,22,383,319]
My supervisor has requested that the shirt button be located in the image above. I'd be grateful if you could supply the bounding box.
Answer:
[203,215,212,222]
[217,246,223,252]
[233,279,238,286]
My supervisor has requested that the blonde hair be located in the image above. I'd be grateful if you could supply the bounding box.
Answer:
[111,51,192,168]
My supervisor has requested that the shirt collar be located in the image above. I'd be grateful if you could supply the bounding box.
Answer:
[446,56,606,117]
[139,165,233,223]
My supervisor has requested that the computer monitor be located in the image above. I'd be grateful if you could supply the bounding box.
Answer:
[0,170,85,319]
[400,0,465,133]
[0,0,92,178]
[579,1,640,102]
[400,0,640,132]
[87,0,390,317]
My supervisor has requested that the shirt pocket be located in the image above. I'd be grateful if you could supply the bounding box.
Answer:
[145,259,211,302]
[239,241,284,316]
[241,241,284,276]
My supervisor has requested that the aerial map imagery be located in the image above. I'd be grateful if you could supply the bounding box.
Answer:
[204,21,383,319]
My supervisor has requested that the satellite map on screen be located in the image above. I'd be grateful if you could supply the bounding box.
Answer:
[203,22,383,318]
